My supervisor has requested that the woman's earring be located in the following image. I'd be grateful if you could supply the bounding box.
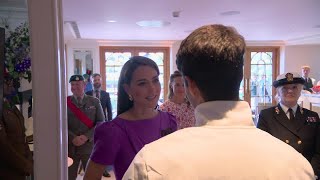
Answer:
[128,94,133,101]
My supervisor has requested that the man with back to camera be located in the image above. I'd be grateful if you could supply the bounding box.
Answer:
[122,24,315,179]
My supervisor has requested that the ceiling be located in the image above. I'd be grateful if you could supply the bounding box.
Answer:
[1,0,320,42]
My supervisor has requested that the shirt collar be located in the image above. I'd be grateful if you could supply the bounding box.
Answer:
[279,103,298,114]
[194,101,254,127]
[73,94,85,100]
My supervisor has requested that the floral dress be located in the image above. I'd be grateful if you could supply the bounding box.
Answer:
[160,100,196,129]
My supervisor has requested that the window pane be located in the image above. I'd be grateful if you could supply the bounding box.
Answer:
[139,52,165,103]
[105,52,132,118]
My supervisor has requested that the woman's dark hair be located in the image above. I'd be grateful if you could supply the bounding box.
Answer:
[117,56,159,115]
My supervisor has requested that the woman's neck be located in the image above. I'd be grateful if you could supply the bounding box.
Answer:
[124,106,158,120]
[171,95,185,104]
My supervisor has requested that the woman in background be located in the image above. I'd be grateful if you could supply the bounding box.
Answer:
[160,71,196,129]
[84,56,177,180]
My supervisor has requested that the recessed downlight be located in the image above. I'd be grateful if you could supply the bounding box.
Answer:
[136,20,171,28]
[108,20,117,23]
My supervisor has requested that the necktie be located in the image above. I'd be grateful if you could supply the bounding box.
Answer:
[95,90,100,99]
[77,97,82,105]
[288,108,295,120]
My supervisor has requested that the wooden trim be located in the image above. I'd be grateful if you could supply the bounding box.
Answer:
[99,46,106,90]
[99,46,170,98]
[244,46,280,106]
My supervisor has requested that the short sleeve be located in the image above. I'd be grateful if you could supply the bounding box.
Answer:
[90,121,121,165]
[159,101,169,112]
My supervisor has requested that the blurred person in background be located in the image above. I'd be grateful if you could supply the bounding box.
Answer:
[160,70,195,129]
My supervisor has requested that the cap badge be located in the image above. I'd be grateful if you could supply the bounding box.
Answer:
[75,77,79,81]
[285,73,293,82]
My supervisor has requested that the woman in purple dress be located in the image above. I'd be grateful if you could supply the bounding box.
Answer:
[84,56,177,180]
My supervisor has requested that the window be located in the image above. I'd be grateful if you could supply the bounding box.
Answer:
[99,47,170,118]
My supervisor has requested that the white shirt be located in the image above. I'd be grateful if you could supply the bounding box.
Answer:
[123,101,314,180]
[279,103,298,119]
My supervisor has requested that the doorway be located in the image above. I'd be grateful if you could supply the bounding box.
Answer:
[242,47,280,120]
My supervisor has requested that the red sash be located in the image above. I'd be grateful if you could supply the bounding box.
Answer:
[67,96,94,128]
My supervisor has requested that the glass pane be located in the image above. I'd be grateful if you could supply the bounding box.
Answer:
[250,51,273,121]
[239,79,244,100]
[251,52,272,64]
[139,52,164,65]
[105,52,132,118]
[139,52,165,103]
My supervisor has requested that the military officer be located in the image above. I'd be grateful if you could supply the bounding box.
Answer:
[0,74,33,180]
[258,72,320,178]
[67,75,105,180]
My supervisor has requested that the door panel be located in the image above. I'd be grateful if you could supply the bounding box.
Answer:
[243,47,279,121]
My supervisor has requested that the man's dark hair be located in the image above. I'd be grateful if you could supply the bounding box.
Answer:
[176,24,246,101]
[92,73,101,78]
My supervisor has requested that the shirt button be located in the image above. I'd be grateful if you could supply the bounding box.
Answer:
[285,140,290,144]
[297,140,302,145]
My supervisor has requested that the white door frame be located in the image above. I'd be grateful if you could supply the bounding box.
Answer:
[28,0,67,179]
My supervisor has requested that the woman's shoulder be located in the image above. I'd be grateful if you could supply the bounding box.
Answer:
[94,118,125,137]
[158,111,178,129]
[159,100,171,109]
[160,100,178,110]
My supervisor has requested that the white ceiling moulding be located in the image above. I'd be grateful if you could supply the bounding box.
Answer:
[285,34,320,45]
[64,21,81,39]
[97,40,176,47]
[246,40,285,46]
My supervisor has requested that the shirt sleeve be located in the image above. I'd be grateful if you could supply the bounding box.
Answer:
[90,121,120,165]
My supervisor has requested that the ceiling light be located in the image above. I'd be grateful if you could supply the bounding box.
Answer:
[136,20,171,28]
[108,20,117,23]
[220,11,240,16]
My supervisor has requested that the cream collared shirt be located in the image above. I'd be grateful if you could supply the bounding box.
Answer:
[123,101,314,180]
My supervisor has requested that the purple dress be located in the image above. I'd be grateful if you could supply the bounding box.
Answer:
[90,111,177,180]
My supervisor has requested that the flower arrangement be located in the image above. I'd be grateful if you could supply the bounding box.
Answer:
[4,22,31,89]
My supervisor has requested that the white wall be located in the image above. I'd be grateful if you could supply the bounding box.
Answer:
[283,45,320,81]
[65,40,175,95]
[66,39,320,88]
[171,41,181,72]
[66,40,100,95]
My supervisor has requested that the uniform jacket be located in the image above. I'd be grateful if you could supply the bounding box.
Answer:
[68,94,105,155]
[304,77,314,93]
[123,101,315,180]
[86,90,112,121]
[258,104,320,176]
[0,102,33,180]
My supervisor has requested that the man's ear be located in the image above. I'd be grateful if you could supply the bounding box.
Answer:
[184,76,198,97]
